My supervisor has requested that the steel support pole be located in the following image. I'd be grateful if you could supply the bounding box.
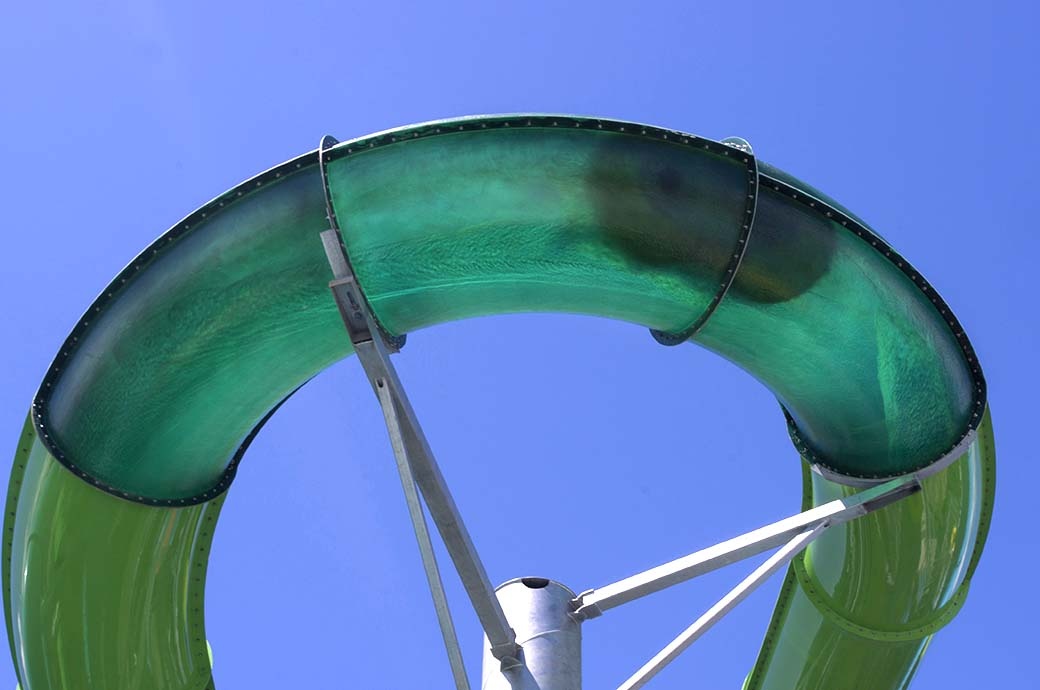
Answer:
[481,579,583,690]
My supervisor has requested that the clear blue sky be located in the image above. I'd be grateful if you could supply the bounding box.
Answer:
[1,1,1034,688]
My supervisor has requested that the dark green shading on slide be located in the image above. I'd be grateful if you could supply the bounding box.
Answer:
[5,115,991,690]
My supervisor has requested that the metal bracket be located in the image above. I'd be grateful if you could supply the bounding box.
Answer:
[650,136,758,346]
[318,134,406,352]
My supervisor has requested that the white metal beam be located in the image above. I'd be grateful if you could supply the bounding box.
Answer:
[616,523,830,690]
[573,475,919,620]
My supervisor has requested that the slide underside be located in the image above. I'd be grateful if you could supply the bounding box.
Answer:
[4,115,993,689]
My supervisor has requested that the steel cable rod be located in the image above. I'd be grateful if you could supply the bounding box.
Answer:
[375,379,471,690]
[616,522,830,690]
[572,474,919,620]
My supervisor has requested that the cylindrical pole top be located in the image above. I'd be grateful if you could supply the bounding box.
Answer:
[481,578,582,690]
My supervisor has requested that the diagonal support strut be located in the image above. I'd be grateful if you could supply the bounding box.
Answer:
[319,227,520,674]
[566,475,920,689]
[375,380,471,690]
[571,474,920,621]
[615,522,830,690]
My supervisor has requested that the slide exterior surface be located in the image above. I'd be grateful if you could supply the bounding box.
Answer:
[4,115,993,689]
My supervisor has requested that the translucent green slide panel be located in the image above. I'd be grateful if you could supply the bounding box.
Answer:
[39,160,345,501]
[38,116,978,499]
[694,181,976,477]
[4,416,218,690]
[7,116,991,690]
[41,118,752,501]
[328,124,747,332]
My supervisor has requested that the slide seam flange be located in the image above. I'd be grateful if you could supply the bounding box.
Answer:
[649,136,759,346]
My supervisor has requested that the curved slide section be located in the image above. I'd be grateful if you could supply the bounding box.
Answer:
[5,115,992,689]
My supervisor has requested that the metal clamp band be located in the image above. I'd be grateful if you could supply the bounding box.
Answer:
[791,551,970,642]
[318,134,406,352]
[783,402,983,489]
[650,137,759,346]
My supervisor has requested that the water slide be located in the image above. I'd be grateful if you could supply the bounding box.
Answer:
[4,115,994,689]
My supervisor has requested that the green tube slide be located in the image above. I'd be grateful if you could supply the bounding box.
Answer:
[4,115,994,689]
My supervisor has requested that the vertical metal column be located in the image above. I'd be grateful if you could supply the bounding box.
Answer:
[481,579,583,690]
